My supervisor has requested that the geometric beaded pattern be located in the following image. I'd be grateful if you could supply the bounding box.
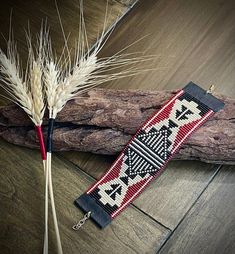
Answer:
[86,90,214,218]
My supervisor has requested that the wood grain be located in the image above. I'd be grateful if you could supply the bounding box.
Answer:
[158,166,235,254]
[98,0,235,96]
[115,0,137,6]
[0,140,169,254]
[0,0,128,71]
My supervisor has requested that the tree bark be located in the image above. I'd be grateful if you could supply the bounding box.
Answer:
[0,88,234,164]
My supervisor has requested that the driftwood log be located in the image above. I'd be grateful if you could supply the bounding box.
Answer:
[0,88,234,164]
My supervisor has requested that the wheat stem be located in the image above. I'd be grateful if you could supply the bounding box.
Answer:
[43,159,49,254]
[47,151,63,254]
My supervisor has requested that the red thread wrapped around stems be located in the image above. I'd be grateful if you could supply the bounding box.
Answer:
[35,125,46,160]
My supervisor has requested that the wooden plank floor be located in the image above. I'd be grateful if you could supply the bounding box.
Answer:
[158,166,235,254]
[0,0,235,254]
[0,140,168,254]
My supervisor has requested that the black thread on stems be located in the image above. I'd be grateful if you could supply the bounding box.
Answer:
[47,118,55,153]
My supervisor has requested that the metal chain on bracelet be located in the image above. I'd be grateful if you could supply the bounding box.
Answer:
[72,211,92,230]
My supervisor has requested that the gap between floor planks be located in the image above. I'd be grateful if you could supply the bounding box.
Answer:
[158,165,235,254]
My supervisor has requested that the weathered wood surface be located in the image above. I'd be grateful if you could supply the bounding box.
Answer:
[158,165,235,254]
[0,89,234,164]
[0,140,169,254]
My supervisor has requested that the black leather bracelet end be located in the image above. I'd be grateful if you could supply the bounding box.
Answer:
[47,118,55,153]
[184,82,225,112]
[74,193,112,229]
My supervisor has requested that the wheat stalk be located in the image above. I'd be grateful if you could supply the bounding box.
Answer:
[0,22,48,253]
